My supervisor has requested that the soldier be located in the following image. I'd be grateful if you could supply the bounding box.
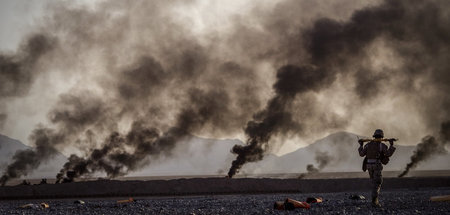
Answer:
[358,129,396,207]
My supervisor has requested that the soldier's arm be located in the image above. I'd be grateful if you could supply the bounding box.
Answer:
[358,144,367,157]
[383,144,396,157]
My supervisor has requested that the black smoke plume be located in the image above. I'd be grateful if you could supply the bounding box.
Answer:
[313,151,331,170]
[305,164,319,174]
[298,151,332,178]
[0,128,60,186]
[399,122,450,177]
[228,0,450,177]
[228,65,332,177]
[56,89,232,180]
[1,93,109,185]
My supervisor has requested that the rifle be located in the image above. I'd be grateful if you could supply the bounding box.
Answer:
[358,138,399,143]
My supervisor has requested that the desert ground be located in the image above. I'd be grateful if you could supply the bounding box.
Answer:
[0,188,449,215]
[0,171,449,214]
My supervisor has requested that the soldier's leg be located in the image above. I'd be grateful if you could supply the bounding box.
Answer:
[373,164,383,199]
[367,164,377,199]
[368,164,374,179]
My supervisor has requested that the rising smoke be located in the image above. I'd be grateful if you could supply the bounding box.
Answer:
[0,127,61,185]
[0,0,262,184]
[227,0,450,177]
[298,151,332,178]
[56,89,235,180]
[227,65,333,177]
[0,92,111,185]
[0,34,56,130]
[399,121,450,177]
[0,34,56,98]
[0,0,449,183]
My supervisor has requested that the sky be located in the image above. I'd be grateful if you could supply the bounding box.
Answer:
[1,0,449,182]
[0,1,44,51]
[0,0,448,157]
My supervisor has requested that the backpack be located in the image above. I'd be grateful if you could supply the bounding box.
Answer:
[362,142,389,172]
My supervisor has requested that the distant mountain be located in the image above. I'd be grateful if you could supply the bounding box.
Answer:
[1,131,448,179]
[0,134,67,178]
[131,131,450,176]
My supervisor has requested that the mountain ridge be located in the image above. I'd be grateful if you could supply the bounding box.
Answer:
[1,132,449,179]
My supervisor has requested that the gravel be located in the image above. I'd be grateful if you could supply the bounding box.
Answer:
[0,187,449,215]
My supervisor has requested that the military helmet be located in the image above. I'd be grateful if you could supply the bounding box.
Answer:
[373,129,384,138]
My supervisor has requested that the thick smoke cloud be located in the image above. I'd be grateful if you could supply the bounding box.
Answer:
[0,0,449,183]
[56,88,234,180]
[228,0,450,177]
[117,56,166,101]
[0,0,262,184]
[0,34,55,98]
[0,34,56,131]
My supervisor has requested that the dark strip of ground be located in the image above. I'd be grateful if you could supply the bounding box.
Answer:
[1,176,449,200]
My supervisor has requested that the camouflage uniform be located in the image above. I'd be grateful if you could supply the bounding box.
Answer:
[358,129,396,207]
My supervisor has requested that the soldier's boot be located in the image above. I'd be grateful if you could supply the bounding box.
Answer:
[371,197,381,208]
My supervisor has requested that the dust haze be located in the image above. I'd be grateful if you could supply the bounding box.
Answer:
[0,0,449,183]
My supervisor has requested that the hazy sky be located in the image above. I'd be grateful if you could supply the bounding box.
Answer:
[1,0,449,183]
[0,1,44,51]
[1,0,447,157]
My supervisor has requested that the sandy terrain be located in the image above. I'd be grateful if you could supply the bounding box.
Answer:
[0,172,449,214]
[0,188,449,214]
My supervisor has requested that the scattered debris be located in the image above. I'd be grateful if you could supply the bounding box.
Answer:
[274,198,311,210]
[273,201,285,210]
[306,197,323,203]
[284,198,310,210]
[117,197,134,204]
[430,195,450,202]
[349,195,366,200]
[20,203,49,209]
[20,204,38,209]
[74,200,85,204]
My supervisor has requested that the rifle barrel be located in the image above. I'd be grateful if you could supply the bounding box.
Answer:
[360,138,398,142]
